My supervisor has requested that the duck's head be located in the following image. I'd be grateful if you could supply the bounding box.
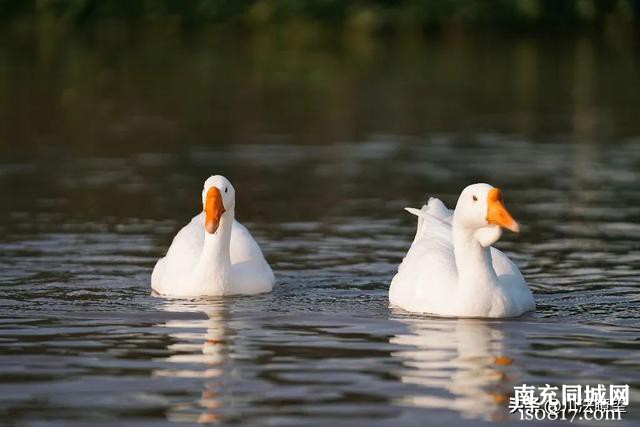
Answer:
[453,183,519,247]
[201,175,235,234]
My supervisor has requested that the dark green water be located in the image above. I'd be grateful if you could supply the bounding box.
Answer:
[0,32,639,425]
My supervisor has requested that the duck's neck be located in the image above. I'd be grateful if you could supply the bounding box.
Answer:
[194,209,234,291]
[452,222,498,293]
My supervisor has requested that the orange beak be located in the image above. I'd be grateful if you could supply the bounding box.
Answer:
[486,188,520,233]
[204,187,225,234]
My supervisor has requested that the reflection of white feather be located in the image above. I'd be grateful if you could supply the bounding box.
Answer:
[153,300,228,423]
[391,318,515,420]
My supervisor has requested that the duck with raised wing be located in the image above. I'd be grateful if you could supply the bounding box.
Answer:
[151,175,274,297]
[389,184,535,318]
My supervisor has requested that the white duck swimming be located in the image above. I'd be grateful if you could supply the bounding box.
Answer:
[151,175,275,297]
[389,184,535,318]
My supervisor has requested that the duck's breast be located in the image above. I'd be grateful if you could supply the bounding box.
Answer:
[490,247,535,316]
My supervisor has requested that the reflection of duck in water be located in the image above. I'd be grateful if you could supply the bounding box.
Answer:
[390,316,520,421]
[153,299,231,424]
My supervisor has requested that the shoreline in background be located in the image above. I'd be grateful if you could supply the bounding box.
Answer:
[0,0,639,40]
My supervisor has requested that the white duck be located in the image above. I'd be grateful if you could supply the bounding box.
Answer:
[151,175,275,297]
[389,183,535,318]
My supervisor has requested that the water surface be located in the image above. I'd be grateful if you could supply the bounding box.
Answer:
[1,33,639,426]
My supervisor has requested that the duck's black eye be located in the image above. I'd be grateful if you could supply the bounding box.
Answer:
[472,195,478,202]
[225,187,228,193]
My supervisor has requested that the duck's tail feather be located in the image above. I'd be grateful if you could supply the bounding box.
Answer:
[405,206,428,241]
[405,197,453,241]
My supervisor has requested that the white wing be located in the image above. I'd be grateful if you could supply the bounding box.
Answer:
[229,220,275,295]
[390,204,458,313]
[152,213,204,293]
